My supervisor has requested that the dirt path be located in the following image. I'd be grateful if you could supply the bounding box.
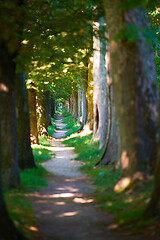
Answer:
[29,115,142,240]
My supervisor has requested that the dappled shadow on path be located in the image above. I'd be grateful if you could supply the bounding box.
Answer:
[28,113,144,240]
[28,175,120,240]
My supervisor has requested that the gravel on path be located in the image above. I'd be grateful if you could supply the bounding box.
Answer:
[29,115,143,240]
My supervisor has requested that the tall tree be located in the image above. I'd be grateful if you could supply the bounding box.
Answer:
[93,17,108,149]
[103,0,158,190]
[28,85,39,144]
[0,74,25,240]
[0,39,20,188]
[15,73,36,169]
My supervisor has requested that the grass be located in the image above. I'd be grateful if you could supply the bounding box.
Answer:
[61,108,81,137]
[4,135,54,239]
[48,118,56,137]
[63,132,155,233]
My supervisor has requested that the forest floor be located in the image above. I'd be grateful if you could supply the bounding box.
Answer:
[29,113,147,240]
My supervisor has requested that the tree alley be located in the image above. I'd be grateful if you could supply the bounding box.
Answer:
[0,1,160,239]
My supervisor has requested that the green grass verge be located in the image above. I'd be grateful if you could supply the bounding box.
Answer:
[63,133,154,232]
[48,118,56,137]
[61,109,81,137]
[4,136,54,239]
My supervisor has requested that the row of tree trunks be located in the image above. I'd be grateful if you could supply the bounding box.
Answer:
[28,88,56,138]
[103,1,158,186]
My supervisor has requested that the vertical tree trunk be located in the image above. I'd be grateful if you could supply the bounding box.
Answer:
[44,90,52,126]
[78,88,82,122]
[97,86,120,166]
[28,87,39,144]
[81,82,88,126]
[51,95,55,118]
[15,73,36,169]
[0,39,20,188]
[86,57,94,130]
[103,2,158,184]
[93,18,108,149]
[93,21,100,141]
[144,97,160,217]
[70,96,74,115]
[0,112,25,240]
[72,90,78,119]
[37,94,48,136]
[98,17,108,149]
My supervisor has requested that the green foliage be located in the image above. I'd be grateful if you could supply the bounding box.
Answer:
[54,108,61,119]
[115,23,156,44]
[117,0,146,10]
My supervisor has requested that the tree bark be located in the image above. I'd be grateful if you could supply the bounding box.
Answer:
[103,2,158,181]
[72,90,78,119]
[0,39,20,188]
[50,95,55,118]
[28,87,39,144]
[44,90,52,126]
[81,82,88,126]
[78,88,82,122]
[37,93,48,136]
[15,73,36,169]
[86,57,94,130]
[144,96,160,217]
[97,86,120,166]
[93,18,108,149]
[0,115,25,240]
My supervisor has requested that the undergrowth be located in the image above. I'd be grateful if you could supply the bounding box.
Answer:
[63,132,154,232]
[4,135,53,239]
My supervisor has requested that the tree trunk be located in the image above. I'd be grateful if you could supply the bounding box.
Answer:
[70,96,74,115]
[97,86,120,166]
[93,21,100,141]
[103,2,158,183]
[44,91,52,126]
[72,90,78,119]
[81,82,88,126]
[144,98,160,217]
[37,94,48,136]
[86,57,94,130]
[51,96,55,118]
[28,88,39,144]
[15,73,36,169]
[78,88,82,122]
[0,118,25,240]
[0,39,20,188]
[93,18,108,149]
